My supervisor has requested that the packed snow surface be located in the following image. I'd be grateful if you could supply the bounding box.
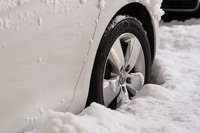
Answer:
[30,19,200,133]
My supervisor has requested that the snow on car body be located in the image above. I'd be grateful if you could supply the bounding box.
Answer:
[0,0,163,133]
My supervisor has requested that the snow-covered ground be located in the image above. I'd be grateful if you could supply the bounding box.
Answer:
[30,19,200,133]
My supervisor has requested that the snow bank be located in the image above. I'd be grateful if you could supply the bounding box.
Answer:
[29,18,200,133]
[160,19,200,26]
[30,103,140,133]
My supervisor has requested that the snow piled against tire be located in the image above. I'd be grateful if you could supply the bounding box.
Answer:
[28,19,200,133]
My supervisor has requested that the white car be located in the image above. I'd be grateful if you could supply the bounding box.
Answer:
[0,1,161,133]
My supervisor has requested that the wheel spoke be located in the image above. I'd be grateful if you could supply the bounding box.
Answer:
[103,76,120,106]
[134,50,146,75]
[108,38,125,74]
[125,37,141,72]
[116,86,130,108]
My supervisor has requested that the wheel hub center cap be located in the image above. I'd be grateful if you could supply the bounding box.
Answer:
[119,72,126,85]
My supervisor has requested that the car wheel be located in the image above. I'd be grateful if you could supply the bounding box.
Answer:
[86,15,151,109]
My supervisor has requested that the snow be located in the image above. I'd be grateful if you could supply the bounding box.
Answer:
[41,0,72,14]
[0,18,14,29]
[0,0,164,30]
[138,0,164,21]
[29,18,200,133]
[37,17,43,27]
[108,15,129,30]
[97,0,105,10]
[0,0,30,12]
[1,0,199,133]
[79,0,87,5]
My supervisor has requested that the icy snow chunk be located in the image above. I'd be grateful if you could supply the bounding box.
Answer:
[41,0,73,14]
[0,18,15,30]
[95,19,99,25]
[25,117,38,124]
[107,15,128,30]
[2,43,7,48]
[79,0,87,4]
[37,57,43,63]
[37,17,43,27]
[97,0,106,10]
[39,107,45,116]
[78,32,82,37]
[79,22,83,27]
[89,39,93,45]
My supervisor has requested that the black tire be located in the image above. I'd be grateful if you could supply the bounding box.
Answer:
[86,16,151,108]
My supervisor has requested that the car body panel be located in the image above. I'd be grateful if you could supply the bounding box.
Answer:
[0,0,159,133]
[0,0,99,133]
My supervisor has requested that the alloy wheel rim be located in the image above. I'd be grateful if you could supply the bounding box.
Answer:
[103,33,146,107]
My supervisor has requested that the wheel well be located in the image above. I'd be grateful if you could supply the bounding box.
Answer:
[115,3,155,64]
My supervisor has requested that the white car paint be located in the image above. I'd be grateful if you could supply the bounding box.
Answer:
[0,0,161,133]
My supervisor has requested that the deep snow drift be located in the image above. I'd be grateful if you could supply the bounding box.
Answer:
[30,19,200,133]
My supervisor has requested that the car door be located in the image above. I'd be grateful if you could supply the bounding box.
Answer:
[0,0,100,133]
